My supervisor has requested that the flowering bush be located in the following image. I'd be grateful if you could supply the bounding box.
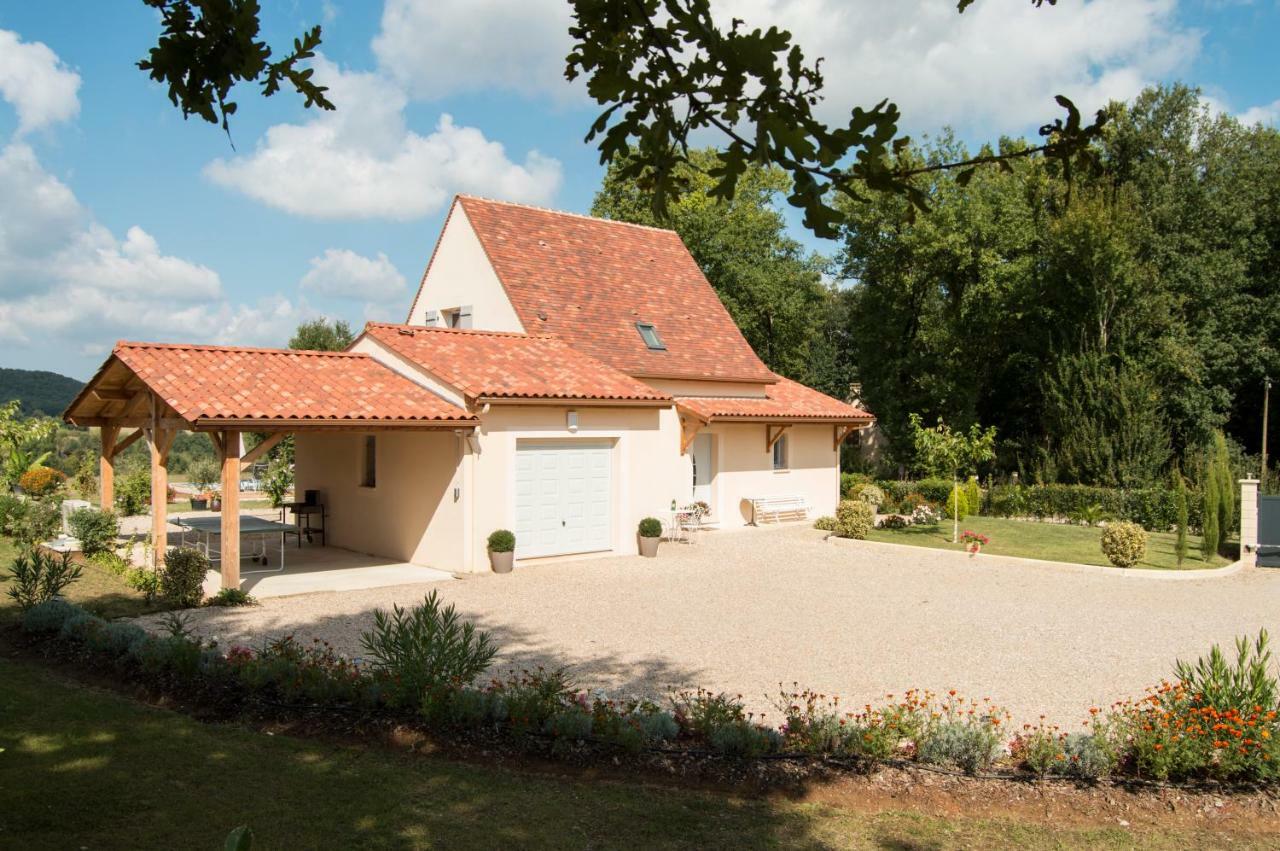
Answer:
[910,504,941,526]
[1100,521,1148,568]
[877,514,910,530]
[18,465,65,497]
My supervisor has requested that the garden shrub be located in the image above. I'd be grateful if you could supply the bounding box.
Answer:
[1173,629,1276,714]
[910,504,941,526]
[897,492,929,514]
[708,721,782,757]
[672,689,748,739]
[3,498,60,545]
[114,468,151,516]
[21,598,79,633]
[206,587,257,607]
[87,621,148,658]
[18,465,65,497]
[1011,723,1066,777]
[59,610,107,644]
[360,591,498,709]
[853,483,884,509]
[812,515,837,532]
[834,499,874,540]
[487,529,515,552]
[841,472,873,497]
[493,667,573,733]
[0,493,23,532]
[545,704,594,741]
[917,719,1003,775]
[68,507,119,557]
[777,688,858,755]
[637,517,662,538]
[983,482,1201,531]
[1062,732,1116,782]
[964,478,982,517]
[945,485,969,522]
[876,514,909,530]
[1100,521,1148,568]
[877,478,954,506]
[3,548,83,610]
[160,547,211,607]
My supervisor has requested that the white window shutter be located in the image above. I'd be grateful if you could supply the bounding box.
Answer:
[423,310,439,326]
[458,305,473,329]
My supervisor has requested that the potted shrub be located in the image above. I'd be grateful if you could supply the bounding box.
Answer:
[637,517,662,557]
[487,529,515,573]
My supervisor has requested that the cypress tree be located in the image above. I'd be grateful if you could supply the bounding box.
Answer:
[1201,455,1220,560]
[1174,467,1188,567]
[1214,431,1235,550]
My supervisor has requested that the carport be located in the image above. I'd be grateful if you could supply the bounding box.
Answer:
[64,342,477,590]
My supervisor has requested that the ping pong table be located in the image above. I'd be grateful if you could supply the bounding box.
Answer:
[174,515,294,574]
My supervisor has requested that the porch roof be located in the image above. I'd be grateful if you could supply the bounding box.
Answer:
[65,342,477,431]
[675,376,874,424]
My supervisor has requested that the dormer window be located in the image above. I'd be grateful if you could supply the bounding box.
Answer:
[635,322,665,350]
[438,306,472,329]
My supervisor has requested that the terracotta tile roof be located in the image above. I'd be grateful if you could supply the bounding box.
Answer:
[455,196,775,383]
[68,342,476,426]
[676,376,874,423]
[363,323,671,403]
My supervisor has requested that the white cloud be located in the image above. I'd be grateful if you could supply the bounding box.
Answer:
[0,29,81,134]
[715,0,1200,134]
[1239,99,1280,127]
[369,0,1199,137]
[300,248,406,302]
[373,0,574,101]
[203,58,562,220]
[0,142,308,362]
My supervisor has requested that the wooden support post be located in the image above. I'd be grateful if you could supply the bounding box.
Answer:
[679,416,704,456]
[239,431,286,469]
[220,429,242,591]
[147,423,175,569]
[99,425,119,510]
[766,424,791,452]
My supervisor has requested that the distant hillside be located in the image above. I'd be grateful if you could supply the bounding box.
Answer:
[0,368,85,416]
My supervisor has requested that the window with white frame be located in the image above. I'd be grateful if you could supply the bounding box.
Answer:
[772,434,788,471]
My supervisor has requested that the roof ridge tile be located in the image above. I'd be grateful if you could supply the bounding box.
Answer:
[457,195,678,236]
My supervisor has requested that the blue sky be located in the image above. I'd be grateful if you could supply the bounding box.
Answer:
[0,0,1276,380]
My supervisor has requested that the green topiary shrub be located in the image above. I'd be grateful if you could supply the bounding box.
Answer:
[637,517,662,538]
[853,483,884,509]
[68,508,119,557]
[160,547,211,607]
[813,515,837,532]
[834,500,874,540]
[487,529,515,552]
[1101,521,1148,568]
[945,484,969,522]
[964,478,982,516]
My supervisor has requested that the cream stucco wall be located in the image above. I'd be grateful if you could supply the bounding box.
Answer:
[294,430,468,570]
[701,423,841,527]
[467,403,684,570]
[405,203,525,332]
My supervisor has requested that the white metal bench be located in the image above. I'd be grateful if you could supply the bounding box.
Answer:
[748,495,810,525]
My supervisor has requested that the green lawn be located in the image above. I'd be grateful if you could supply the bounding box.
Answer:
[0,655,1261,850]
[867,516,1231,570]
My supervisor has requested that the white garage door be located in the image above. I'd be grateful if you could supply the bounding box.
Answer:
[514,442,612,558]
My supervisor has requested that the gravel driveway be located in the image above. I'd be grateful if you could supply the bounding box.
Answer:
[145,526,1280,725]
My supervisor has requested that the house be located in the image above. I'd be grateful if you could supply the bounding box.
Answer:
[66,196,872,587]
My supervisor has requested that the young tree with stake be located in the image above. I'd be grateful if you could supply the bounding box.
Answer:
[909,414,997,544]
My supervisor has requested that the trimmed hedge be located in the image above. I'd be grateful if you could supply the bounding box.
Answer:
[875,480,1213,532]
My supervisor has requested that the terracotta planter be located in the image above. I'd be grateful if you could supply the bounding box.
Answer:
[210,497,222,512]
[489,549,514,574]
[638,535,660,558]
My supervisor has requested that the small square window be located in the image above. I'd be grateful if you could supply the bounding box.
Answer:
[635,322,666,350]
[360,435,377,488]
[772,435,788,471]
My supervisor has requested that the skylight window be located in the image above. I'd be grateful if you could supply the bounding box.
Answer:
[635,322,666,350]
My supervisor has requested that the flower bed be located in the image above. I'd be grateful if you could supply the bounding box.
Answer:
[14,598,1280,788]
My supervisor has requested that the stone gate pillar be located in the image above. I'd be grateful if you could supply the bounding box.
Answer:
[1240,478,1259,565]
